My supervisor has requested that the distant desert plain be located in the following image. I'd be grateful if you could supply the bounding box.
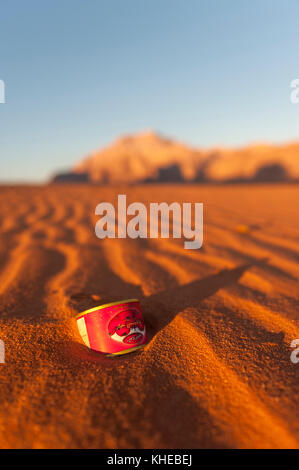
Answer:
[0,182,298,448]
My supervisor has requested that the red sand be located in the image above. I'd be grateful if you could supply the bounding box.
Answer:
[0,184,298,449]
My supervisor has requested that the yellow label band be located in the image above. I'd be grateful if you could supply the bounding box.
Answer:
[75,299,139,319]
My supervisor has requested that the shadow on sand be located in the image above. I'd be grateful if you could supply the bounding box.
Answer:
[71,257,269,346]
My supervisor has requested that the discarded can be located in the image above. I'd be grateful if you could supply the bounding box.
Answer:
[75,299,147,356]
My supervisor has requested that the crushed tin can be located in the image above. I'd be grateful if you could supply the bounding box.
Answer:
[75,299,147,356]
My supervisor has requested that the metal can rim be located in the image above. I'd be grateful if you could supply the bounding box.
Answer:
[75,299,139,320]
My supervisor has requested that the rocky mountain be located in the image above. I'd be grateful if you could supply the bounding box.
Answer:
[53,131,299,183]
[204,142,299,182]
[73,131,204,184]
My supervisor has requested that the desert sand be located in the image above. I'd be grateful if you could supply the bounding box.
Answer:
[0,184,298,449]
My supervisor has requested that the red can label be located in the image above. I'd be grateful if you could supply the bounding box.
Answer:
[108,307,146,345]
[76,300,147,355]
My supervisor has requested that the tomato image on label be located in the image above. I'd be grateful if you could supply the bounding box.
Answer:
[108,308,146,345]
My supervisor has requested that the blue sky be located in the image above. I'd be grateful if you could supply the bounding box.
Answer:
[1,0,299,182]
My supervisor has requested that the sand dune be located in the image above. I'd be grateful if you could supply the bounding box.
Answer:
[0,184,298,449]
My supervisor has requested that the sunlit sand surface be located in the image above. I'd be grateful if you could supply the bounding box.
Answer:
[0,184,298,448]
